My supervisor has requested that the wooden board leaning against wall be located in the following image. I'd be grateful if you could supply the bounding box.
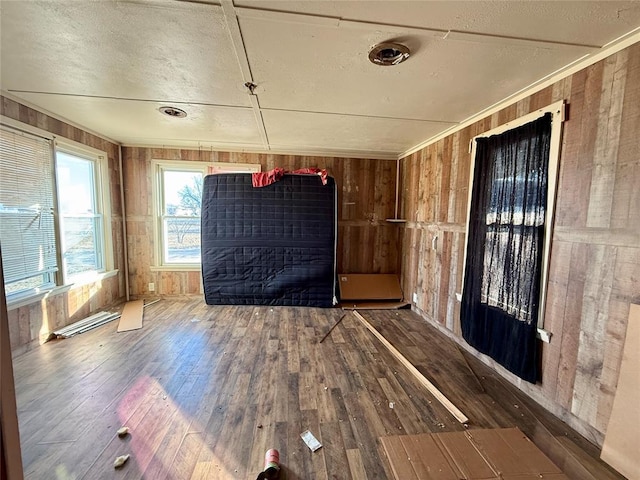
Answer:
[397,41,640,448]
[122,148,402,297]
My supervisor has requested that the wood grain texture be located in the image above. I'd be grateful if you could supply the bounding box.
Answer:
[571,245,616,426]
[398,41,640,448]
[123,147,399,298]
[352,310,468,424]
[5,274,122,356]
[586,50,628,229]
[12,300,624,480]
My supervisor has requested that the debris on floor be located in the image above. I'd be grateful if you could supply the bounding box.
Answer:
[48,311,119,341]
[300,430,322,452]
[113,454,130,469]
[117,426,129,437]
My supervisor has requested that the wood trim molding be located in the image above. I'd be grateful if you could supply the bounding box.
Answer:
[1,250,24,479]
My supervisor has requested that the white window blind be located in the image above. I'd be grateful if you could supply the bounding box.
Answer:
[0,126,58,293]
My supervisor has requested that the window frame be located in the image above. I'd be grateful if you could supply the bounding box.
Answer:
[461,100,565,339]
[0,117,116,307]
[54,139,114,285]
[151,160,260,271]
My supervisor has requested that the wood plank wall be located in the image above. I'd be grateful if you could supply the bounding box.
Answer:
[0,96,126,355]
[122,148,399,297]
[398,42,640,447]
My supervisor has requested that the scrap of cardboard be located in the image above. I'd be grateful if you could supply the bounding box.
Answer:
[380,427,569,480]
[338,274,410,309]
[601,304,640,480]
[117,300,144,332]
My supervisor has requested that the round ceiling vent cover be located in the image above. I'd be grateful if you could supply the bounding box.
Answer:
[368,42,410,66]
[159,106,187,118]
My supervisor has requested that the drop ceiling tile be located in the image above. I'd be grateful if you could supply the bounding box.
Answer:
[239,14,592,122]
[237,1,640,47]
[262,109,455,155]
[13,93,264,147]
[0,1,249,107]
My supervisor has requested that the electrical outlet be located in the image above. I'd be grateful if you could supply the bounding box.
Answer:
[148,282,155,292]
[412,292,418,303]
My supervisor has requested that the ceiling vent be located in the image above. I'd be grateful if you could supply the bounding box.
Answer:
[159,106,187,118]
[368,42,410,66]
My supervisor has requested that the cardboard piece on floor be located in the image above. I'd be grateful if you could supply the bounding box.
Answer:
[380,427,570,480]
[601,303,640,480]
[339,274,402,300]
[338,274,410,309]
[117,299,144,332]
[464,428,563,476]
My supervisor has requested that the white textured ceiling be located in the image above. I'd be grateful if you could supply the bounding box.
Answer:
[1,0,640,159]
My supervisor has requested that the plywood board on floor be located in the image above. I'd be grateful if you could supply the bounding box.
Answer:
[380,427,570,480]
[601,304,640,480]
[117,299,144,332]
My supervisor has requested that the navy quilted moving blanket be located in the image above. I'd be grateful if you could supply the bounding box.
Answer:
[201,173,337,307]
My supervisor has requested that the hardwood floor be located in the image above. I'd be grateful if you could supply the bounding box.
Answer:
[12,299,623,479]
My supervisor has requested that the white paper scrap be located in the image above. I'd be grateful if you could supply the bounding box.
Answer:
[300,430,322,452]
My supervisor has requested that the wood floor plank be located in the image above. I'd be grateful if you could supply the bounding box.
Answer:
[346,448,369,480]
[377,377,432,435]
[166,432,205,480]
[12,300,625,480]
[319,421,351,479]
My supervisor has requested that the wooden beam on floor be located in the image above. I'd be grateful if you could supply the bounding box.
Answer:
[352,310,469,424]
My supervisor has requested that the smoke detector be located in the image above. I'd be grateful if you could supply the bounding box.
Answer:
[159,106,187,118]
[368,42,410,66]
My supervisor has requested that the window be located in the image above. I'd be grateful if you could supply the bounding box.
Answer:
[160,168,204,265]
[460,102,564,383]
[0,126,57,296]
[0,122,113,301]
[55,146,109,282]
[152,161,260,268]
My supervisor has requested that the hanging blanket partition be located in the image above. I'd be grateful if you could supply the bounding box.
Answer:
[201,173,337,307]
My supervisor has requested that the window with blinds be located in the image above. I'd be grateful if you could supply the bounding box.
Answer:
[0,126,58,295]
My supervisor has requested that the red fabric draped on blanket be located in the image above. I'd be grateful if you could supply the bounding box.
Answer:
[252,167,328,188]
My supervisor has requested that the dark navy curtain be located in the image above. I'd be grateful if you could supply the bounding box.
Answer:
[461,114,552,383]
